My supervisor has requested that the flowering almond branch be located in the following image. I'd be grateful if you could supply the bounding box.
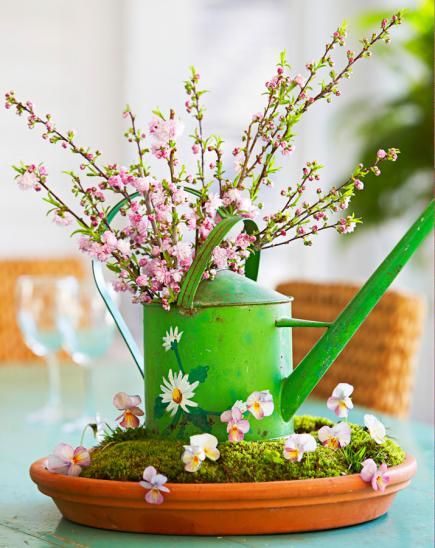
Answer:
[5,12,402,309]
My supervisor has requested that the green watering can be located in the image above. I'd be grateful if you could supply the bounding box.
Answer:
[93,199,433,441]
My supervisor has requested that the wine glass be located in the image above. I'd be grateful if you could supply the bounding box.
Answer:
[56,278,116,432]
[16,276,67,423]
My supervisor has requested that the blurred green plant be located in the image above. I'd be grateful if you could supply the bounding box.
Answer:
[338,0,433,226]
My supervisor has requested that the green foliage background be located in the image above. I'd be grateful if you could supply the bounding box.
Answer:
[338,0,433,226]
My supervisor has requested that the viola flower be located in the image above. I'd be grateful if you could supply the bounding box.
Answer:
[189,433,220,461]
[113,392,144,428]
[232,400,248,414]
[318,422,351,449]
[364,414,386,444]
[283,433,317,462]
[220,406,250,442]
[246,390,274,420]
[360,459,390,492]
[139,466,170,504]
[160,369,199,416]
[181,445,206,472]
[46,443,91,476]
[327,383,354,418]
[162,326,183,351]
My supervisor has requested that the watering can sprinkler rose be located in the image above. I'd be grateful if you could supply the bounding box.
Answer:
[6,12,433,442]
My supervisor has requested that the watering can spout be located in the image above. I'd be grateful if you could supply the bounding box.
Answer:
[280,199,434,422]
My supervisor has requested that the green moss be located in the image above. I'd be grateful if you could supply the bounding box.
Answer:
[82,415,406,483]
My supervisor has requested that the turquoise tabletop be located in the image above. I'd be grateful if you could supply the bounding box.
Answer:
[0,363,433,547]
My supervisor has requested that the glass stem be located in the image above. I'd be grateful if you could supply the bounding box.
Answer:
[82,364,96,420]
[46,352,61,409]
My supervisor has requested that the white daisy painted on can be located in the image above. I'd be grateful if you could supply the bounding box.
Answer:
[162,326,183,351]
[160,369,199,416]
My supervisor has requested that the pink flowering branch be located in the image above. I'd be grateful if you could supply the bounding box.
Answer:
[234,13,402,199]
[4,12,403,310]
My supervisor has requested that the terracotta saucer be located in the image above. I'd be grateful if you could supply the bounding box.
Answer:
[30,455,416,535]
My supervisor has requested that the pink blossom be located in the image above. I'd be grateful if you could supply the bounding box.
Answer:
[376,149,387,159]
[223,188,241,206]
[172,241,193,264]
[107,175,123,189]
[283,434,317,462]
[151,144,169,159]
[139,466,170,504]
[16,171,37,190]
[327,383,354,418]
[220,406,250,442]
[212,246,229,269]
[235,232,255,250]
[46,443,91,476]
[293,74,305,87]
[102,230,118,250]
[318,422,351,449]
[192,144,200,154]
[117,239,131,257]
[354,179,364,190]
[246,390,274,420]
[132,177,151,193]
[53,212,74,226]
[204,193,223,216]
[337,217,356,234]
[265,76,279,90]
[78,235,92,253]
[149,116,184,145]
[136,275,149,287]
[113,392,144,428]
[236,196,258,219]
[198,217,214,240]
[113,280,129,292]
[233,152,244,173]
[360,459,390,492]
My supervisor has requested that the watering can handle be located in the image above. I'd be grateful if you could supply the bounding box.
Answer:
[92,192,144,378]
[177,215,260,309]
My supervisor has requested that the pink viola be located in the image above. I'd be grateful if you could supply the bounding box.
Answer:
[139,466,170,504]
[246,390,274,420]
[220,406,250,442]
[46,443,91,476]
[360,459,390,492]
[113,392,144,428]
[283,433,317,462]
[318,422,351,449]
[327,383,354,418]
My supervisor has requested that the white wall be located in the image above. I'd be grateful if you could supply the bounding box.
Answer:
[0,0,123,256]
[0,0,432,422]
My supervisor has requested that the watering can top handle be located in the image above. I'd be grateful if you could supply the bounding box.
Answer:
[177,215,260,309]
[92,191,144,378]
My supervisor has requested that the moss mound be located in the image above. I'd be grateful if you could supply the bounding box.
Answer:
[81,415,405,483]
